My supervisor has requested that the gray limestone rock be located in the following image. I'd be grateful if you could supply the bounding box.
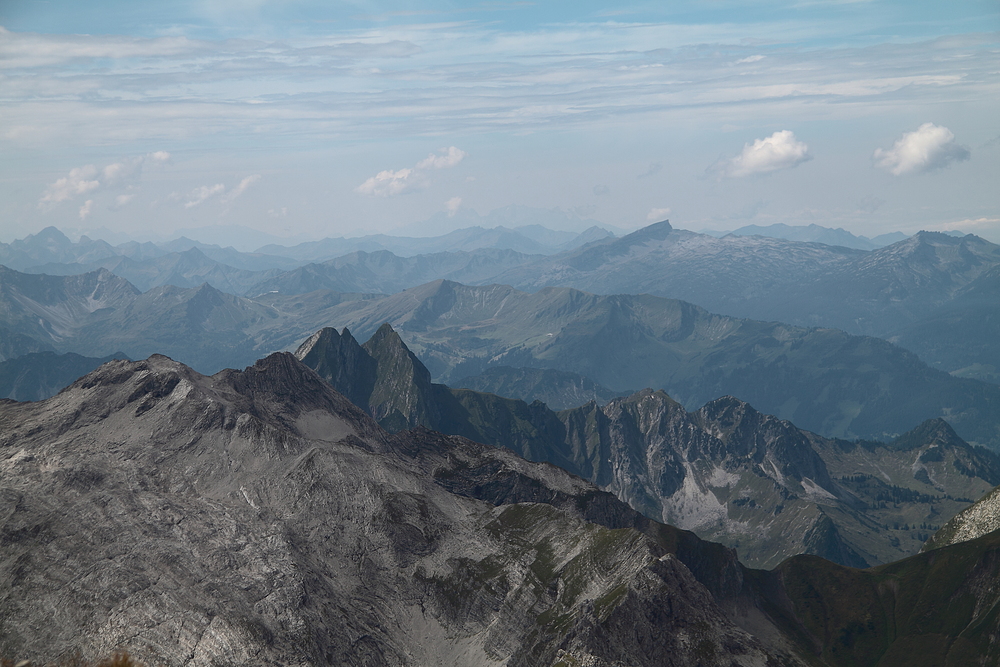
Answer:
[0,353,798,667]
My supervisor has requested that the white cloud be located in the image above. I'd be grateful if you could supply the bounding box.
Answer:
[873,123,971,175]
[736,55,765,64]
[647,207,671,221]
[222,174,260,203]
[103,151,170,185]
[115,194,136,207]
[39,165,100,205]
[78,199,94,220]
[0,27,198,66]
[713,130,811,178]
[101,159,141,185]
[355,168,415,197]
[38,151,171,207]
[357,146,466,197]
[185,184,225,208]
[417,146,467,169]
[445,196,462,216]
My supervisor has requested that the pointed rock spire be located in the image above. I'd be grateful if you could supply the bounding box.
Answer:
[295,327,377,412]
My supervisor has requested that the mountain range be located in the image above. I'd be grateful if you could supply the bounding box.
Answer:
[486,221,1000,381]
[295,324,1000,569]
[700,222,911,250]
[7,221,997,385]
[3,222,611,276]
[245,248,544,297]
[3,349,1000,666]
[3,265,999,448]
[291,279,1000,447]
[256,222,613,261]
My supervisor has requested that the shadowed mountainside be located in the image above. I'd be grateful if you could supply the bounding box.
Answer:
[0,351,129,401]
[304,279,1000,448]
[453,365,629,410]
[296,325,1000,569]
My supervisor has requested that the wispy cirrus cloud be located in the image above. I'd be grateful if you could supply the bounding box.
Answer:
[873,123,970,175]
[222,174,261,203]
[0,26,204,69]
[185,174,261,208]
[2,21,994,149]
[710,130,811,178]
[356,147,466,197]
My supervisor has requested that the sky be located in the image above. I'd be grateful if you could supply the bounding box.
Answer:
[1,0,998,246]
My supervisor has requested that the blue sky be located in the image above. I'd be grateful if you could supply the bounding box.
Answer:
[1,0,998,245]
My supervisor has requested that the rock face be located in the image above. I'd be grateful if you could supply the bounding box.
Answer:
[924,484,1000,551]
[4,352,1000,666]
[0,352,795,667]
[298,326,1000,569]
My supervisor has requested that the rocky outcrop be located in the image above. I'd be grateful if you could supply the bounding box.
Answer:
[294,326,377,411]
[297,325,1000,569]
[0,352,791,667]
[924,484,1000,551]
[4,352,1000,666]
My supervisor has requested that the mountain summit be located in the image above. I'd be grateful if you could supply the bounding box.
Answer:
[0,351,783,666]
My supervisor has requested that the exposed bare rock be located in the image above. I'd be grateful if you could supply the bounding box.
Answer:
[0,353,792,667]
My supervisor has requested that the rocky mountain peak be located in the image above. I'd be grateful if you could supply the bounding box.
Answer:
[5,348,1000,665]
[294,326,377,411]
[692,395,762,442]
[892,417,966,451]
[630,218,673,240]
[364,323,432,384]
[31,225,74,248]
[362,323,441,430]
